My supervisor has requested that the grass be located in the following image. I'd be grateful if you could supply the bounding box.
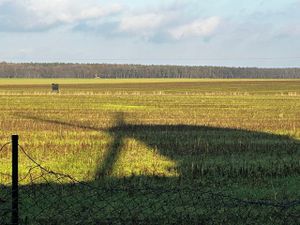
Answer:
[0,79,299,224]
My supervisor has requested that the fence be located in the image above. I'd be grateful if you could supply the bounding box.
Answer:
[1,135,300,225]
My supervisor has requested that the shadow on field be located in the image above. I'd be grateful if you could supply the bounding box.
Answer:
[17,112,299,179]
[1,112,299,225]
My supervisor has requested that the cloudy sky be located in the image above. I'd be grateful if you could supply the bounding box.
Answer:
[0,0,300,67]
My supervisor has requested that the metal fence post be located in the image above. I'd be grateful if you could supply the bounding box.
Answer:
[12,135,19,225]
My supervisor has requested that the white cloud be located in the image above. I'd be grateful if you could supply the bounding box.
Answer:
[28,0,122,24]
[1,1,220,42]
[169,17,221,40]
[0,0,123,30]
[29,1,122,22]
[79,4,122,21]
[120,13,165,32]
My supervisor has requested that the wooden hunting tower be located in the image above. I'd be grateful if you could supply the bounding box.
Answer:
[51,83,59,93]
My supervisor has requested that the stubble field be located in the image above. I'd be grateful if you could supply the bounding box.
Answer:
[0,79,299,224]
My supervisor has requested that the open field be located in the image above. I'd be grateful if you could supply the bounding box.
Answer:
[0,79,300,224]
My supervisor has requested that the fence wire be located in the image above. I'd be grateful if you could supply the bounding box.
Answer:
[0,142,300,225]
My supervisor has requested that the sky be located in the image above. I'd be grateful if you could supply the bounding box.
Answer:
[0,0,300,67]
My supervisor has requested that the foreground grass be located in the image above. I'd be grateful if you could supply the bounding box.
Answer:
[0,79,299,224]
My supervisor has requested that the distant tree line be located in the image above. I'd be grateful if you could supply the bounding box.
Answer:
[0,62,299,78]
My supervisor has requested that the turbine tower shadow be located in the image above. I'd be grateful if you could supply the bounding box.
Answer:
[16,112,300,181]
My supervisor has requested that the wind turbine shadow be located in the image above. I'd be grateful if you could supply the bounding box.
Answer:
[96,113,126,178]
[5,112,299,224]
[17,112,300,181]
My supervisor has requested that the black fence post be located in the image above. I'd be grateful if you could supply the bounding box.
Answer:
[12,135,19,225]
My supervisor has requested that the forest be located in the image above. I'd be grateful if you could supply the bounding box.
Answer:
[0,62,299,79]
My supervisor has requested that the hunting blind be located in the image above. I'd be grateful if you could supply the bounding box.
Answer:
[51,83,59,92]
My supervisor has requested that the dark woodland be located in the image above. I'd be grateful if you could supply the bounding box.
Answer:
[0,62,299,78]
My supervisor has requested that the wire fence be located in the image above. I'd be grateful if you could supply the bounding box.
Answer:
[1,137,300,225]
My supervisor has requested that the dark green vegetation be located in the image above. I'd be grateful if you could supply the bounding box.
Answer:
[0,79,299,224]
[1,62,300,78]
